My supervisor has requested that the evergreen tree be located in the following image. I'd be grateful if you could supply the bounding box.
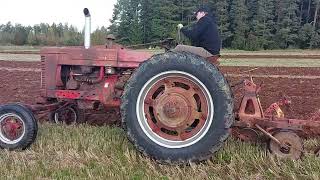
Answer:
[215,0,232,48]
[113,0,144,45]
[46,27,56,45]
[13,24,28,45]
[230,0,249,49]
[92,26,109,45]
[250,0,276,49]
[27,30,39,45]
[140,0,153,43]
[298,23,315,48]
[274,0,300,48]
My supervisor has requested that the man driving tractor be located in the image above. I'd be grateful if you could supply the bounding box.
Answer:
[175,6,221,65]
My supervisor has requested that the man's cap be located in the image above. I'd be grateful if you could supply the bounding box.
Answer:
[194,6,211,15]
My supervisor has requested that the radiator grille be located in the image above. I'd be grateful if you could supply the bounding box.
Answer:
[40,56,46,95]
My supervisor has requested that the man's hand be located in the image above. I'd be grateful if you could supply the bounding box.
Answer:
[177,24,184,29]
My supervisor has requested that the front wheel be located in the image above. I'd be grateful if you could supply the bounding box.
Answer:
[121,52,234,163]
[0,104,38,150]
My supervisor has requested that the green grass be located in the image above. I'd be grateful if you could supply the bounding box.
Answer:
[220,58,320,67]
[221,49,320,55]
[1,123,319,179]
[137,48,320,55]
[0,46,40,51]
[0,54,40,62]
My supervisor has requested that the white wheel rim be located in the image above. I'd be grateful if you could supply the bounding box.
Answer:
[0,113,26,145]
[136,71,214,149]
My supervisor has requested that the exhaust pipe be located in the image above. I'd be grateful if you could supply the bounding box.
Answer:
[83,8,91,49]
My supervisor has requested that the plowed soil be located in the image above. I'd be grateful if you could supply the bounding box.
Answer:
[0,61,319,124]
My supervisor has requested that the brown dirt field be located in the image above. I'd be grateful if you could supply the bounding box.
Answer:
[0,61,319,123]
[0,61,41,69]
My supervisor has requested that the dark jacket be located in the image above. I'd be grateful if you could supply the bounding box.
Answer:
[181,15,221,55]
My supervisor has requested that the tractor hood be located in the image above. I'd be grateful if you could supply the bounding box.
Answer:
[40,46,153,68]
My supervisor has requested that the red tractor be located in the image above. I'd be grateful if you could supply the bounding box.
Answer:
[0,8,233,163]
[1,8,319,163]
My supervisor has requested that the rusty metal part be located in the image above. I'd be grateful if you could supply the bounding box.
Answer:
[134,70,216,149]
[265,96,291,118]
[0,113,25,143]
[268,131,303,160]
[255,124,281,145]
[25,102,65,113]
[265,103,285,118]
[232,127,259,142]
[40,45,151,99]
[234,79,320,138]
[89,67,104,84]
[73,66,105,84]
[237,79,264,120]
[143,76,209,141]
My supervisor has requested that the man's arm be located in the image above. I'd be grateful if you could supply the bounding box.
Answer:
[180,17,209,41]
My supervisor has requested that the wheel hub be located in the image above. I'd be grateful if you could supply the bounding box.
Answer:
[0,114,25,144]
[2,118,22,140]
[156,90,191,128]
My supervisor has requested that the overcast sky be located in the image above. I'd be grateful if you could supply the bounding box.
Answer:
[0,0,117,31]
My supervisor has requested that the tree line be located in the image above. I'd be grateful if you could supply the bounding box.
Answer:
[0,22,109,46]
[1,0,319,50]
[109,0,320,50]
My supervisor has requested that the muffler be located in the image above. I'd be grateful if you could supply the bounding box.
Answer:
[83,8,91,49]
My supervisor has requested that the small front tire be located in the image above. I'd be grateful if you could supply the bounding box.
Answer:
[0,104,38,150]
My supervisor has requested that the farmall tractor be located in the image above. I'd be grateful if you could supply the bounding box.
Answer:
[0,8,319,163]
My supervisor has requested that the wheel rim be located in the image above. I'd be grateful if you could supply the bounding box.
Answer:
[54,107,77,125]
[0,113,26,144]
[269,132,303,160]
[136,71,214,149]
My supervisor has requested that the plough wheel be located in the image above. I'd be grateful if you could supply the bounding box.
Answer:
[49,104,85,125]
[121,52,234,164]
[268,131,303,160]
[0,104,38,150]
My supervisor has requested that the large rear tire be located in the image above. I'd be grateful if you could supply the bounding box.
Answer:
[0,104,38,150]
[121,52,234,163]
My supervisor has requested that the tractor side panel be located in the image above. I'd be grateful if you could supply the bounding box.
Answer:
[40,54,59,97]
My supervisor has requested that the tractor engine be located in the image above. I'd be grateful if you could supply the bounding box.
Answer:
[40,8,151,110]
